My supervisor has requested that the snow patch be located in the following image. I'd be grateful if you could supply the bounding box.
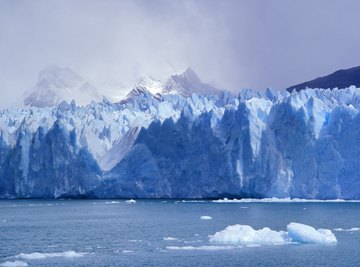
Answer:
[125,199,136,204]
[200,216,212,220]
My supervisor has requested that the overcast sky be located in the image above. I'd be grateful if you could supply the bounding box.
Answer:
[1,0,360,106]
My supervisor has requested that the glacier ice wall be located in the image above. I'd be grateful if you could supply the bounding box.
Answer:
[1,87,360,199]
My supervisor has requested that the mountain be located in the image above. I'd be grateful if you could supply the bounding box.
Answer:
[287,66,360,92]
[2,82,360,199]
[163,67,220,97]
[23,65,101,107]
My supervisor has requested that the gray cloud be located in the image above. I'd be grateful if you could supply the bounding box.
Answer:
[1,0,360,106]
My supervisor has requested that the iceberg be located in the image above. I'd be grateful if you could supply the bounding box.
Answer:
[209,225,288,246]
[287,223,337,244]
[209,223,337,246]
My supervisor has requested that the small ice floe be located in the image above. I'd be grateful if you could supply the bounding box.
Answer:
[209,222,337,246]
[200,216,212,220]
[128,239,143,243]
[163,237,179,241]
[212,198,360,203]
[122,250,133,253]
[166,245,236,251]
[15,251,86,260]
[246,244,261,248]
[125,199,136,204]
[0,261,28,267]
[105,201,120,204]
[333,227,360,232]
[178,200,207,203]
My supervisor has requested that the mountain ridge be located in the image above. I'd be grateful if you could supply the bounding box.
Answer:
[287,66,360,92]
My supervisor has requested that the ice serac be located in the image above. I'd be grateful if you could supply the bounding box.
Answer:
[2,69,360,199]
[23,65,101,107]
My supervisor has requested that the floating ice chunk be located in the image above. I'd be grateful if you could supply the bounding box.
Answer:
[178,200,207,203]
[212,198,360,203]
[122,250,133,253]
[200,216,212,220]
[0,261,28,267]
[166,245,237,251]
[246,244,261,248]
[16,251,86,260]
[333,227,360,232]
[209,223,336,246]
[209,225,288,246]
[163,237,179,241]
[287,222,337,244]
[125,199,136,204]
[105,201,120,204]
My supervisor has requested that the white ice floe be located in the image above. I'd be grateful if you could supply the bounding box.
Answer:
[125,199,136,204]
[0,261,28,267]
[122,250,134,253]
[209,222,337,246]
[15,251,86,260]
[200,216,212,220]
[287,223,337,244]
[176,200,207,203]
[209,225,288,246]
[166,245,237,251]
[212,198,360,203]
[163,237,179,241]
[333,227,360,232]
[105,201,120,204]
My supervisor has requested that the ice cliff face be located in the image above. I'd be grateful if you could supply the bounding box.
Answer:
[2,70,360,199]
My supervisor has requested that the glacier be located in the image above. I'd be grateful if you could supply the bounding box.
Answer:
[1,68,360,199]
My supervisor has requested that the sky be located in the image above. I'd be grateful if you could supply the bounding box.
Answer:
[1,0,360,106]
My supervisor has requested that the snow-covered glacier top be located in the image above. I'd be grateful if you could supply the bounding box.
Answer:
[2,74,360,199]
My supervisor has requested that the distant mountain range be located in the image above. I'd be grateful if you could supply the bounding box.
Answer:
[287,66,360,92]
[22,66,220,108]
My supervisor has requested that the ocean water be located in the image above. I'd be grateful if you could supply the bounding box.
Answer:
[1,200,360,267]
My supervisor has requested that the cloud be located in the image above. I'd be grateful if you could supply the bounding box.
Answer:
[0,0,360,106]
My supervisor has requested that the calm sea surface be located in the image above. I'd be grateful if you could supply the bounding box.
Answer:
[1,200,360,267]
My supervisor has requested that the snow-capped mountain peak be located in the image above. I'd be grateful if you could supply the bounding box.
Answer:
[23,65,101,107]
[126,86,153,98]
[134,76,164,95]
[164,67,219,97]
